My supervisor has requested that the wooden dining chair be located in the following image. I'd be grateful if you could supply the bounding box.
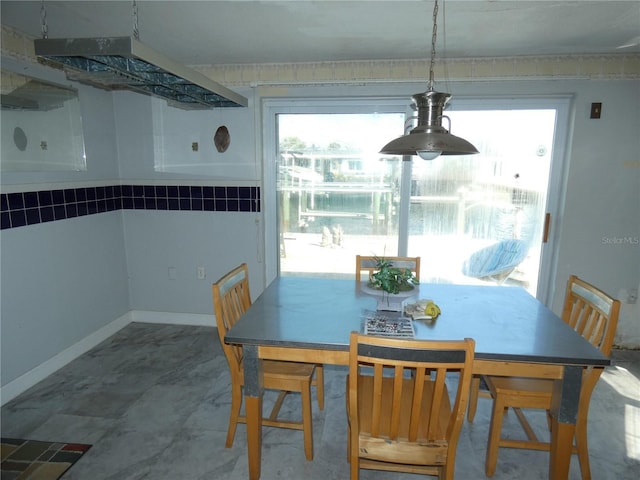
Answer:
[212,263,322,460]
[479,275,620,479]
[346,332,475,480]
[355,255,421,282]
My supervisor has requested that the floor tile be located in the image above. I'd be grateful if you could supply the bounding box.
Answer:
[2,323,639,479]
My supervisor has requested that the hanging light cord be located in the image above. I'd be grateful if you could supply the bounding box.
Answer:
[132,0,140,40]
[40,0,48,39]
[427,0,439,92]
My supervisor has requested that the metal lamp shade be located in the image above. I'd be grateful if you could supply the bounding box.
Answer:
[379,127,479,156]
[380,90,478,158]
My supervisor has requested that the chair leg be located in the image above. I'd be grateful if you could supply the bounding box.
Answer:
[301,382,314,461]
[346,380,358,479]
[467,375,481,422]
[268,390,289,420]
[485,395,507,477]
[441,462,454,480]
[315,364,325,410]
[346,379,351,464]
[513,407,539,442]
[575,413,592,480]
[350,448,359,480]
[226,382,243,448]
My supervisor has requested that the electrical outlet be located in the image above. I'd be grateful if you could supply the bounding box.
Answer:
[197,267,206,280]
[628,288,638,304]
[168,267,177,280]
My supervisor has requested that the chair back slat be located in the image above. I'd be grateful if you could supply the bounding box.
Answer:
[370,364,383,437]
[390,366,404,439]
[348,332,475,473]
[427,367,448,440]
[562,275,620,356]
[408,366,427,441]
[212,263,252,371]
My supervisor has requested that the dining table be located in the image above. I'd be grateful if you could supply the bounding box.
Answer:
[224,276,610,480]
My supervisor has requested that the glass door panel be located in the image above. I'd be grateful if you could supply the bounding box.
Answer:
[407,109,556,296]
[277,113,404,277]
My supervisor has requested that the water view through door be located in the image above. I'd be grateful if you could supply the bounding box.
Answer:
[276,109,558,296]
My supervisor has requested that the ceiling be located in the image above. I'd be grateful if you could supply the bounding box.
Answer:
[1,1,639,67]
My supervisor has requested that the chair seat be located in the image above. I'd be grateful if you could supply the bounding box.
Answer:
[264,360,316,380]
[486,376,553,404]
[260,361,317,394]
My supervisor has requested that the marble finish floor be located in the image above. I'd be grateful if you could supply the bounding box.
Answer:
[2,323,639,479]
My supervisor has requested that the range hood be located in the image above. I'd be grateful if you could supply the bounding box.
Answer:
[34,36,248,110]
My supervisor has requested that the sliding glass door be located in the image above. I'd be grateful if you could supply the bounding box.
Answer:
[266,97,568,299]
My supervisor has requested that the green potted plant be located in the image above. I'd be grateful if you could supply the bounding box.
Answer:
[368,257,419,294]
[366,257,419,311]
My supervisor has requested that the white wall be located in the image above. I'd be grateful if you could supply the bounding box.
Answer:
[0,56,121,185]
[0,63,130,392]
[114,90,257,181]
[550,79,640,345]
[123,210,262,314]
[111,90,266,311]
[0,213,129,382]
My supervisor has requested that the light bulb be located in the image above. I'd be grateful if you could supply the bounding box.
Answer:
[418,150,442,160]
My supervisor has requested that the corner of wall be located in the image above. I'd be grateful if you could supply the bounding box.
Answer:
[0,312,132,406]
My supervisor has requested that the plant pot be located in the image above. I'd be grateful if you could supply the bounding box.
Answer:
[361,284,418,312]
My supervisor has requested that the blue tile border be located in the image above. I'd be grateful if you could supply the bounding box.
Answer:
[0,185,261,230]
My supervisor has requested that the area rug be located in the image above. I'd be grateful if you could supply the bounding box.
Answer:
[1,438,91,480]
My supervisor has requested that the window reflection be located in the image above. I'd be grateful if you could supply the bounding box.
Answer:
[276,109,557,296]
[1,69,86,172]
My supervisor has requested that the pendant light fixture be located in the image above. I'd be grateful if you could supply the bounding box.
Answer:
[380,0,478,160]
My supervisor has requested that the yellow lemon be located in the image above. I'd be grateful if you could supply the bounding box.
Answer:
[424,301,441,318]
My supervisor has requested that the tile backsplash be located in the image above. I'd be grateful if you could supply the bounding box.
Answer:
[1,185,261,230]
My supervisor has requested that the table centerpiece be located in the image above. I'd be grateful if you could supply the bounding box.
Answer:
[362,257,419,311]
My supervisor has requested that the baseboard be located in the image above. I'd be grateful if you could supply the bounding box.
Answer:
[130,310,215,327]
[0,310,217,406]
[0,313,132,406]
